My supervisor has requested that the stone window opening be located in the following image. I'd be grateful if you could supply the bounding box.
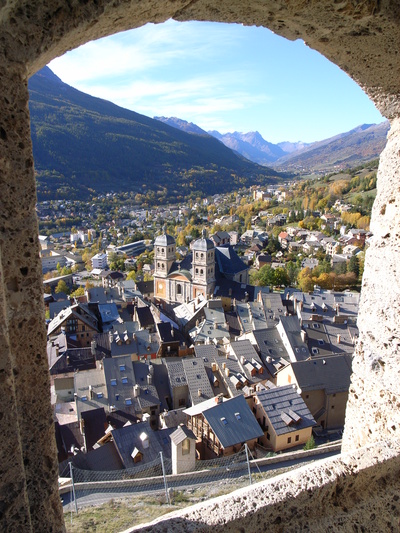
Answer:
[1,6,399,533]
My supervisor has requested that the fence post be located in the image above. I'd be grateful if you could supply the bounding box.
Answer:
[160,451,170,504]
[245,444,252,485]
[69,461,78,514]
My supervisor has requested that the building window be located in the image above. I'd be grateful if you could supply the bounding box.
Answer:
[177,284,182,295]
[295,435,299,442]
[97,392,103,399]
[331,405,335,409]
[110,379,117,386]
[287,437,292,444]
[266,433,270,440]
[125,398,132,405]
[179,398,186,407]
[122,377,128,384]
[200,269,203,275]
[182,438,190,456]
[119,364,126,372]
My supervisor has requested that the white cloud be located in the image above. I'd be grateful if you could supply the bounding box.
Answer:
[49,20,242,86]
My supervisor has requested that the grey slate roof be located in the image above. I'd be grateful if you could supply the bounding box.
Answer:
[278,316,311,361]
[154,233,175,246]
[192,236,214,251]
[194,344,219,361]
[111,421,174,468]
[215,245,248,276]
[202,395,264,448]
[48,332,95,375]
[290,354,352,394]
[170,425,196,446]
[182,357,215,405]
[49,299,71,319]
[74,365,108,420]
[98,303,120,325]
[163,359,187,390]
[71,441,124,471]
[255,385,316,436]
[213,278,256,302]
[259,292,288,327]
[103,355,137,416]
[132,361,161,411]
[136,306,155,329]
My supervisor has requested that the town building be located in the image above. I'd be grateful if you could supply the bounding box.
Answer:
[153,229,249,305]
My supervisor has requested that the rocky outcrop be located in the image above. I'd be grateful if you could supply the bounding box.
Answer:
[0,1,399,532]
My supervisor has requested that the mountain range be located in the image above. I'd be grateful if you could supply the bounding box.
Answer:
[28,68,281,202]
[155,117,389,172]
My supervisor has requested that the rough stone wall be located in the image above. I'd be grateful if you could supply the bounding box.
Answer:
[0,1,399,531]
[0,64,64,531]
[343,117,400,452]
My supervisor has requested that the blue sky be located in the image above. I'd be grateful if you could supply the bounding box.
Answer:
[48,19,384,144]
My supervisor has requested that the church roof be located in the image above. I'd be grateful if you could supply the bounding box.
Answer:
[192,236,214,251]
[154,233,175,246]
[215,245,248,275]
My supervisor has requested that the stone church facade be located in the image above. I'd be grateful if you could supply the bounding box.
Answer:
[153,230,248,304]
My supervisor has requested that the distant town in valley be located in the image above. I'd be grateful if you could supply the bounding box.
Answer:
[43,158,376,484]
[33,63,383,519]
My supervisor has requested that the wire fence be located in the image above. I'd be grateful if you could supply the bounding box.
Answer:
[61,444,264,517]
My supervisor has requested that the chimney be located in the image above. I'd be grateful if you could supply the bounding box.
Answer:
[225,367,230,377]
[300,330,307,343]
[198,389,202,398]
[337,334,341,344]
[147,373,153,385]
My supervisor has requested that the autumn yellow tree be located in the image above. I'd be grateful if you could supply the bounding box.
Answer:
[297,267,314,292]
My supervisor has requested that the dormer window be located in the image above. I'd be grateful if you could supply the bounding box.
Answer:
[119,364,126,372]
